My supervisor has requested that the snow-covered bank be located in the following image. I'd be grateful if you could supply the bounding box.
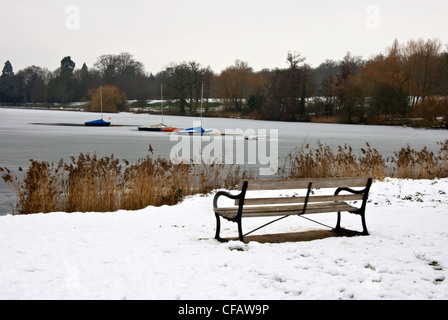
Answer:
[1,178,447,300]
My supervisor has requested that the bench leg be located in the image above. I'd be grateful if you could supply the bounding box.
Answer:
[335,211,342,231]
[334,210,369,236]
[360,211,369,235]
[214,213,245,242]
[214,213,228,242]
[237,217,244,242]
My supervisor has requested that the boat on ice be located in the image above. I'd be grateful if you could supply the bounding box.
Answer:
[138,123,169,132]
[245,134,268,140]
[85,86,111,127]
[162,127,180,132]
[85,118,111,127]
[175,127,218,135]
[138,123,180,132]
[138,85,176,132]
[174,84,216,136]
[176,127,205,135]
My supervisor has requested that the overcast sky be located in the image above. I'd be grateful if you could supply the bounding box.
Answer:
[1,0,447,74]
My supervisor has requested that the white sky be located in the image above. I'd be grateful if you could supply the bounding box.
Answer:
[1,0,447,74]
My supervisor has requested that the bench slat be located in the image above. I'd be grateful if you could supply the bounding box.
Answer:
[239,177,370,191]
[237,194,364,206]
[216,202,358,219]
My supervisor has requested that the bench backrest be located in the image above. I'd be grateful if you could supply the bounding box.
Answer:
[239,177,370,190]
[235,177,371,206]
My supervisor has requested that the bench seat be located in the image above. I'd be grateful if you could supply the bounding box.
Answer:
[215,202,359,219]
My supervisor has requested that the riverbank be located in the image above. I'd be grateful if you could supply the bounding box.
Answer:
[2,103,446,129]
[0,178,447,300]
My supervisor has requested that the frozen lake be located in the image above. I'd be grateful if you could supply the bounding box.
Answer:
[1,108,446,215]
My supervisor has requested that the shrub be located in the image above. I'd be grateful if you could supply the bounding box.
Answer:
[85,85,128,113]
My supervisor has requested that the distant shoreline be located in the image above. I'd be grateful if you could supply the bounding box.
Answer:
[1,104,446,130]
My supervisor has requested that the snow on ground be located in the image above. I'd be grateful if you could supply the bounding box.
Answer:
[0,178,447,300]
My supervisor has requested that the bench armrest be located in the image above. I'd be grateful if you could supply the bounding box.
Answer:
[334,178,372,196]
[213,190,243,210]
[213,181,249,211]
[335,178,372,214]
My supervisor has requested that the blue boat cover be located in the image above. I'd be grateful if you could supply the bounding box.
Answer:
[85,119,111,126]
[177,126,205,134]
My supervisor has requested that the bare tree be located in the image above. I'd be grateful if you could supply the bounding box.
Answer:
[403,39,443,106]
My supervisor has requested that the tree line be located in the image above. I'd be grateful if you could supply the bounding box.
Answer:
[0,52,152,107]
[1,38,447,126]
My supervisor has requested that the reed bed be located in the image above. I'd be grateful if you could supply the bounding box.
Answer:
[389,140,448,179]
[1,140,447,215]
[281,142,386,179]
[281,140,448,180]
[0,148,251,215]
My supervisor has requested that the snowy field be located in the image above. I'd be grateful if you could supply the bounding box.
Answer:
[0,178,447,300]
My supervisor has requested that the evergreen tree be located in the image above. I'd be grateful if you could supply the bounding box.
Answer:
[47,56,76,103]
[0,60,21,103]
[79,63,91,98]
[60,56,76,79]
[2,61,14,77]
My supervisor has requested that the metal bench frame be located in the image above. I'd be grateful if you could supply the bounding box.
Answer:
[213,178,373,242]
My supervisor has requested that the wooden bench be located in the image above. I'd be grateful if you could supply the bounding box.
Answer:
[213,177,373,242]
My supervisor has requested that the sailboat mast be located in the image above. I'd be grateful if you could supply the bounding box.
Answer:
[200,82,203,128]
[100,85,103,120]
[161,84,164,125]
